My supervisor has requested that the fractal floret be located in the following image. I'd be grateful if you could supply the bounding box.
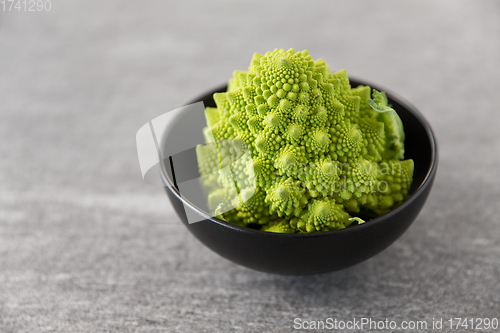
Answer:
[196,48,414,233]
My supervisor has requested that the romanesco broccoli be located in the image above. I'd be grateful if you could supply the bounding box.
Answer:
[196,48,414,233]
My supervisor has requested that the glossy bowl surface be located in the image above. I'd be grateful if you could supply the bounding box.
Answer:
[160,78,438,275]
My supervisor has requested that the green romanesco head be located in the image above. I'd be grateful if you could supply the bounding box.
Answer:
[196,48,414,233]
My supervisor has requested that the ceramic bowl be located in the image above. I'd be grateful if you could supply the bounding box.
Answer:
[160,78,438,275]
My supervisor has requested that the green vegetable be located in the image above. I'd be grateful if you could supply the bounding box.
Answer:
[196,48,414,233]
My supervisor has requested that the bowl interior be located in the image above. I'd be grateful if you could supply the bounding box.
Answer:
[160,79,435,229]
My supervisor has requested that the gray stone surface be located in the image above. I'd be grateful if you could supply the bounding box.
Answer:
[1,1,499,332]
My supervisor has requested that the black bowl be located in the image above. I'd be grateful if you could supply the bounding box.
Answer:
[160,78,438,275]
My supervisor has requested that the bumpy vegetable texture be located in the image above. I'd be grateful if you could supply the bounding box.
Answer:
[196,48,414,233]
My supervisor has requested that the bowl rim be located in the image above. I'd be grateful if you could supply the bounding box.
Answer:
[160,77,438,238]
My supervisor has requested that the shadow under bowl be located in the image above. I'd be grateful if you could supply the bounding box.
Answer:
[160,78,438,275]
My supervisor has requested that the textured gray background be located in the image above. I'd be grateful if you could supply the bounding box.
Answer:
[1,1,499,332]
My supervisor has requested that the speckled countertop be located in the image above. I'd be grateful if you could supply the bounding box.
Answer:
[1,1,499,332]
